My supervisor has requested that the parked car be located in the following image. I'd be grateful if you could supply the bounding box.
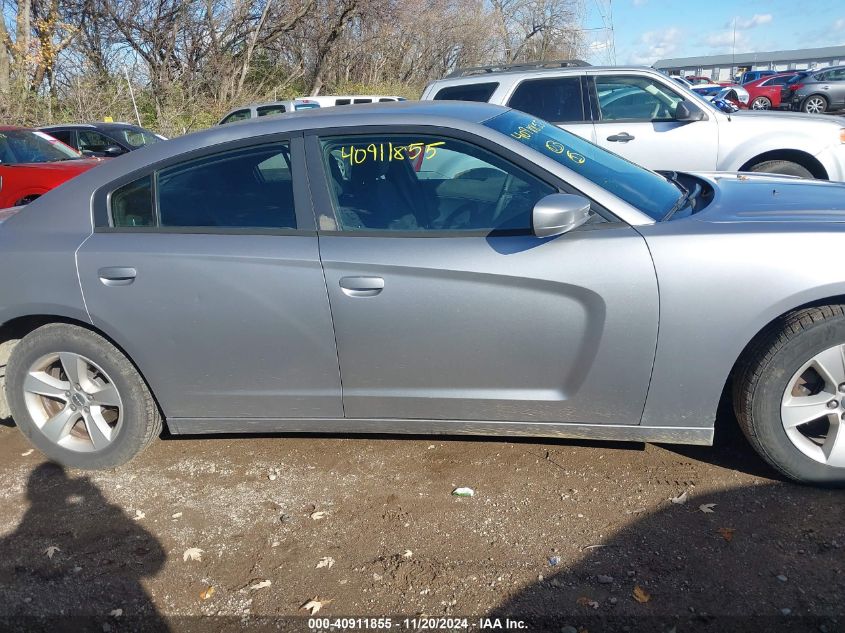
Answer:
[38,122,164,157]
[670,75,693,88]
[738,70,778,84]
[708,85,750,110]
[4,102,845,485]
[690,84,724,98]
[743,73,800,110]
[780,71,811,107]
[684,75,713,85]
[0,127,103,208]
[422,62,845,179]
[219,96,406,125]
[789,65,845,113]
[218,99,322,125]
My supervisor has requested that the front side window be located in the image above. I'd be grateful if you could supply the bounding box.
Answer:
[433,82,499,103]
[320,134,554,232]
[508,77,585,123]
[221,109,251,124]
[78,130,115,153]
[595,75,685,121]
[109,143,296,229]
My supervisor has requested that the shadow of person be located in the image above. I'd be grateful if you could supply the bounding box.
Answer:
[0,463,169,632]
[489,483,845,633]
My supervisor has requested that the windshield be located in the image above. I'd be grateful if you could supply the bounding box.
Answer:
[114,127,160,149]
[484,110,682,220]
[0,130,82,164]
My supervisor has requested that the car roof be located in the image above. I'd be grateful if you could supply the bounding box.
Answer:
[431,65,658,84]
[40,122,146,131]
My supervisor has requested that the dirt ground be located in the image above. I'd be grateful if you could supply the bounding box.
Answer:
[0,341,843,633]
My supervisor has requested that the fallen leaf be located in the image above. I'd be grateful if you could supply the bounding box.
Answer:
[316,556,335,569]
[21,449,34,457]
[133,510,145,520]
[109,609,123,618]
[183,547,204,562]
[301,597,332,615]
[171,512,183,519]
[310,511,328,520]
[199,586,215,600]
[250,580,272,590]
[699,503,716,514]
[632,585,651,603]
[718,527,736,542]
[402,549,413,558]
[44,546,60,559]
[576,596,599,609]
[669,491,688,505]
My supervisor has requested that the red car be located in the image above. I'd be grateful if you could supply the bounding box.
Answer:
[742,73,799,110]
[0,127,103,208]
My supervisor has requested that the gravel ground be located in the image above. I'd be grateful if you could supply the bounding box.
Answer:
[0,341,843,633]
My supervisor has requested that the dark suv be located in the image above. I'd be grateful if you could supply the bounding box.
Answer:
[38,122,165,157]
[789,66,845,113]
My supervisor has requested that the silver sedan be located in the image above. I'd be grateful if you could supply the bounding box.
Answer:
[3,101,845,485]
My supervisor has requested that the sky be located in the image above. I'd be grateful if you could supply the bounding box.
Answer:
[583,0,845,65]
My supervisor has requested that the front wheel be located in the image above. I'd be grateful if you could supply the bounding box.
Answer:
[734,306,845,486]
[750,96,771,110]
[748,160,813,178]
[802,95,828,114]
[6,323,161,469]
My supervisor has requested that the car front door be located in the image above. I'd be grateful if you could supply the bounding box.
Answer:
[76,135,343,424]
[307,129,658,424]
[589,72,719,172]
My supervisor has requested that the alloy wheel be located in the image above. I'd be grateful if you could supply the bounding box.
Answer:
[751,97,771,110]
[803,97,826,114]
[781,343,845,467]
[22,352,123,452]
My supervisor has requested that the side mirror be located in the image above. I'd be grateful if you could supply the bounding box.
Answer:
[674,100,705,121]
[103,145,125,157]
[532,194,592,238]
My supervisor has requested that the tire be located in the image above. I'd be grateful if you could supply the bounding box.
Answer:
[750,96,771,110]
[802,95,828,114]
[748,160,813,178]
[733,305,845,486]
[6,323,161,469]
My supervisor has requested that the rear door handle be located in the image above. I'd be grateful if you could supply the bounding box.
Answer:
[606,132,635,143]
[339,276,384,297]
[98,266,137,286]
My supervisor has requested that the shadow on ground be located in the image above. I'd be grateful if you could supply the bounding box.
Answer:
[489,482,845,633]
[0,463,168,632]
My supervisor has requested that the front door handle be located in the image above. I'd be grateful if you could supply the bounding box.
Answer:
[98,266,137,286]
[339,276,384,297]
[607,132,635,143]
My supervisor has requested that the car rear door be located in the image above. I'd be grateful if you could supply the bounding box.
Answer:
[306,127,658,424]
[589,72,719,172]
[504,75,596,143]
[76,134,343,425]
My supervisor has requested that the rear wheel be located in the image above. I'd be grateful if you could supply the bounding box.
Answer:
[6,323,161,469]
[734,306,845,486]
[748,160,813,178]
[802,95,828,114]
[750,96,771,110]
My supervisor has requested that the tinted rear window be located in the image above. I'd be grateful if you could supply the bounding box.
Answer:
[507,77,585,122]
[257,105,286,116]
[433,82,499,102]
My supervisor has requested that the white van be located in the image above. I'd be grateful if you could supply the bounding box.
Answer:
[302,95,405,107]
[218,99,322,125]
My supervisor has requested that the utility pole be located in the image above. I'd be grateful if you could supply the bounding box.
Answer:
[731,16,737,81]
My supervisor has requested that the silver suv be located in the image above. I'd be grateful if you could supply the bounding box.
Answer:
[421,61,845,180]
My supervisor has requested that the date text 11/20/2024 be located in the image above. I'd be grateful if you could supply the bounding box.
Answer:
[308,618,528,630]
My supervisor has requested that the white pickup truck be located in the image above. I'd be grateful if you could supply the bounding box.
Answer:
[421,62,845,180]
